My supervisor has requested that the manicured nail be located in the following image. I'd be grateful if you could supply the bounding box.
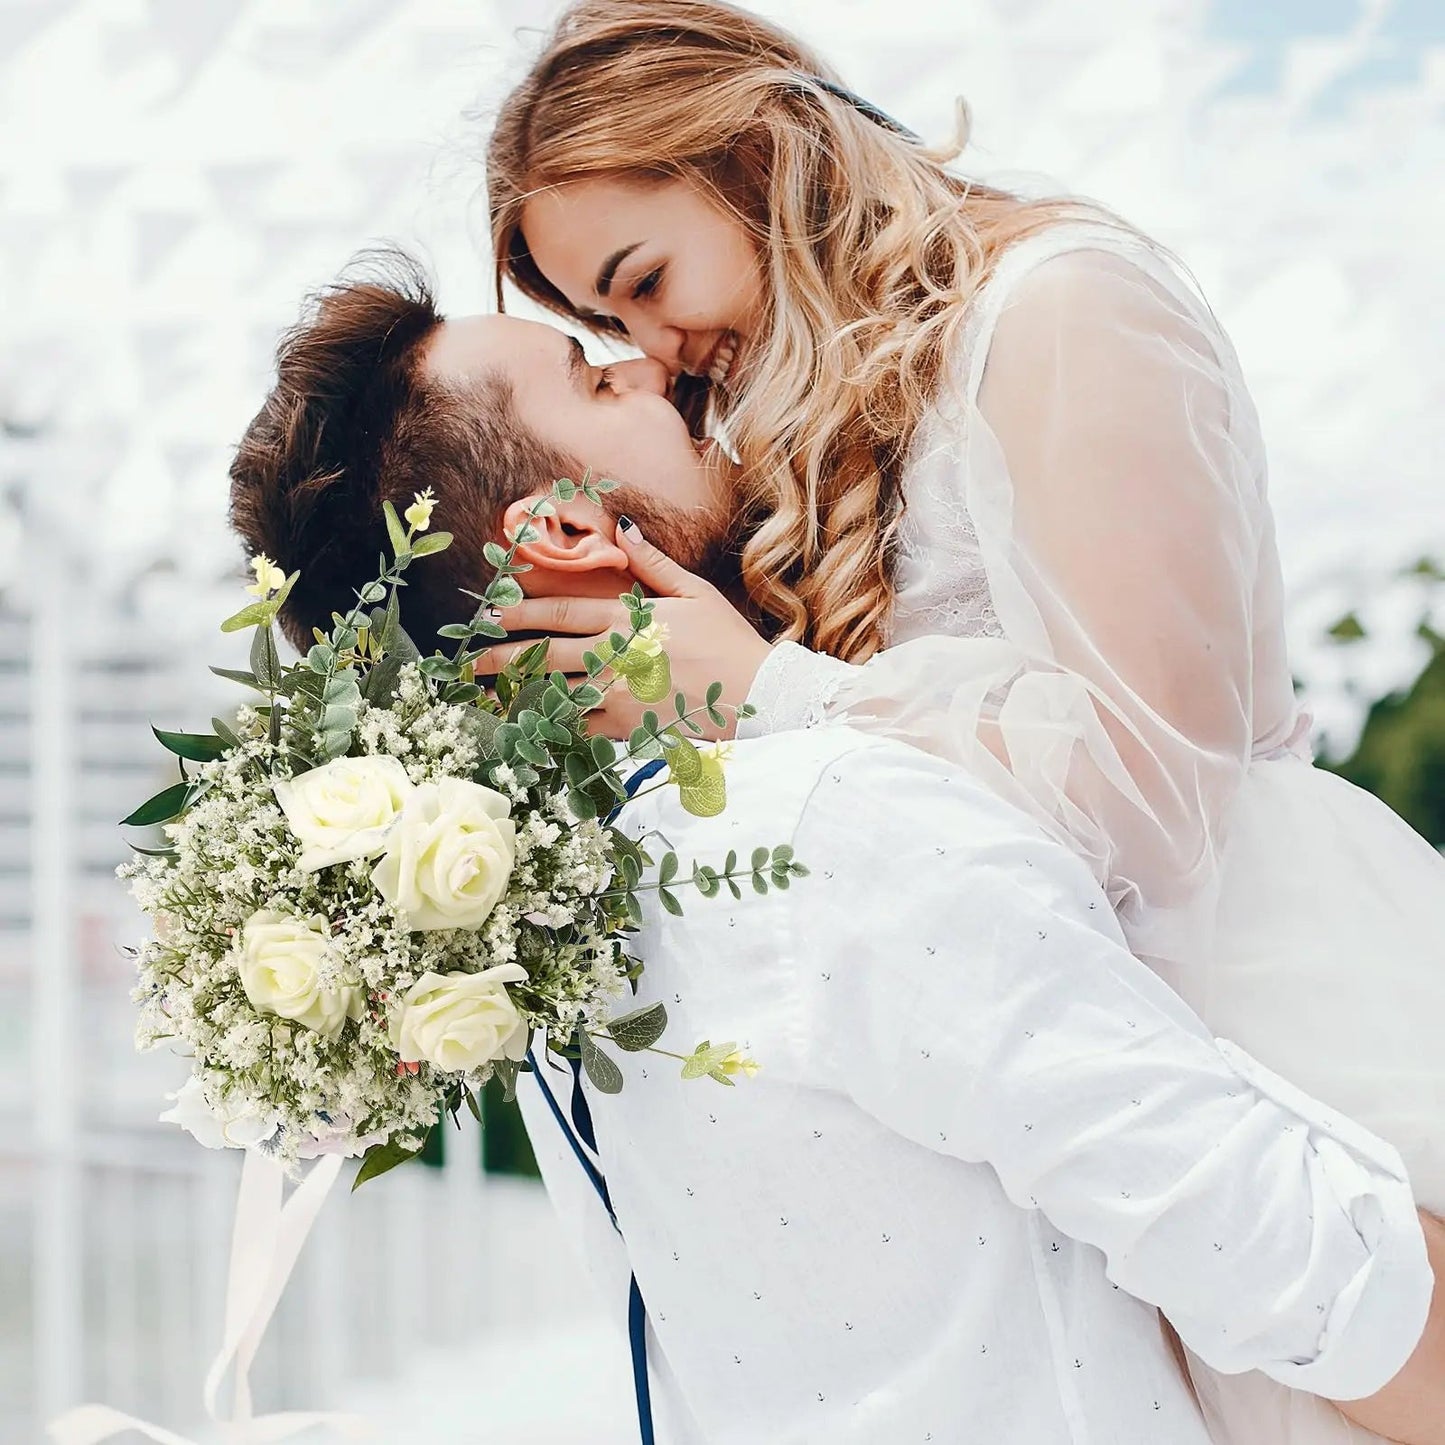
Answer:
[618,515,642,541]
[486,607,503,621]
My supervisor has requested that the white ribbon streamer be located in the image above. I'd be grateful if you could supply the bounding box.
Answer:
[47,1150,376,1444]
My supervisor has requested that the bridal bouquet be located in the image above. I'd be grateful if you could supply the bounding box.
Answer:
[121,481,802,1183]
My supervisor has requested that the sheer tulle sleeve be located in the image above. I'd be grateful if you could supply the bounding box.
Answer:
[747,240,1272,969]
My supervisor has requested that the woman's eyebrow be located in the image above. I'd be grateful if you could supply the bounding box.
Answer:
[595,242,643,298]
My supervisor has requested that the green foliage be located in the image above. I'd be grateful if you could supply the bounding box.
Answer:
[1326,639,1445,846]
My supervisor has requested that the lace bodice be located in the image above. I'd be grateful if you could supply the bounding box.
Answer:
[888,405,1004,645]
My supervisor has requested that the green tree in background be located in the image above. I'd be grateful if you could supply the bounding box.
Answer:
[1321,560,1445,848]
[1326,628,1445,846]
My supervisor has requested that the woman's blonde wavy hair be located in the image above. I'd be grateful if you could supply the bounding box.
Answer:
[489,0,1131,662]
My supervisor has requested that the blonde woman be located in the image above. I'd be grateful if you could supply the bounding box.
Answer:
[480,4,1445,1439]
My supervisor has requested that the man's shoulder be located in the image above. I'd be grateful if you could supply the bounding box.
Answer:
[705,725,1047,850]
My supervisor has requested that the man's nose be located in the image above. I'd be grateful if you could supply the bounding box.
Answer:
[606,357,673,397]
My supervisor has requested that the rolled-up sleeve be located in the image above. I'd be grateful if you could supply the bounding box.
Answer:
[791,740,1432,1402]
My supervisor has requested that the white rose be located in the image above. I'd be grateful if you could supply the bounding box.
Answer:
[371,778,517,931]
[274,754,413,872]
[160,1075,278,1151]
[237,909,363,1038]
[389,965,530,1073]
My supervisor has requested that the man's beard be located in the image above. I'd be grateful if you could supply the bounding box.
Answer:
[603,484,743,598]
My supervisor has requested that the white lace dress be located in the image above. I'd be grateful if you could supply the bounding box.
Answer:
[741,220,1444,1444]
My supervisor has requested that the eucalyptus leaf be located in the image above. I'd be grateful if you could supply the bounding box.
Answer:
[250,626,282,690]
[209,666,263,690]
[578,1030,624,1094]
[211,717,244,750]
[606,1001,668,1052]
[219,601,273,634]
[383,500,408,557]
[487,575,524,609]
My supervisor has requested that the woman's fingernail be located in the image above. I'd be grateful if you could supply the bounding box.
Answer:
[618,515,642,541]
[486,607,503,621]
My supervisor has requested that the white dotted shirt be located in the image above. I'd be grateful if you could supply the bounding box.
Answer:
[518,727,1429,1444]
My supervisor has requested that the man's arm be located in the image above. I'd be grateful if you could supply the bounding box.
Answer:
[789,739,1435,1414]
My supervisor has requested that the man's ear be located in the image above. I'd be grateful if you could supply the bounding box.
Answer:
[501,494,629,574]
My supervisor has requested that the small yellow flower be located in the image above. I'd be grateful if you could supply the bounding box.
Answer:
[718,1050,760,1079]
[704,740,736,767]
[404,488,436,532]
[245,554,287,598]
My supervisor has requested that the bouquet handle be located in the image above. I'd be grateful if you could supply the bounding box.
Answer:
[47,1150,375,1443]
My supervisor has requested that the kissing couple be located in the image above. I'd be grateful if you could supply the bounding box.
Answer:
[229,3,1445,1441]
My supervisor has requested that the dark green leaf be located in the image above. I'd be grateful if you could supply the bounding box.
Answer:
[606,1001,668,1052]
[567,789,598,821]
[151,727,228,762]
[306,643,336,673]
[352,1134,424,1191]
[659,887,683,916]
[121,781,192,827]
[658,852,678,885]
[361,652,403,705]
[705,681,723,707]
[590,735,617,768]
[419,655,461,681]
[483,540,511,569]
[578,1030,624,1094]
[464,1089,483,1124]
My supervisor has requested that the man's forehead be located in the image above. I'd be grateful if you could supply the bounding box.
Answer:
[424,313,551,386]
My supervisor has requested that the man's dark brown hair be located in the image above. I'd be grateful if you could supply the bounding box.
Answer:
[229,248,576,655]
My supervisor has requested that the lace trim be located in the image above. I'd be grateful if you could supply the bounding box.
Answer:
[737,642,856,738]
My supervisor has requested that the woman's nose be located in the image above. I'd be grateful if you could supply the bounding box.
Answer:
[606,357,674,397]
[619,315,687,374]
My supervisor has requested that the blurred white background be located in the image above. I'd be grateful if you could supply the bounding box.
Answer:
[1,0,1442,1440]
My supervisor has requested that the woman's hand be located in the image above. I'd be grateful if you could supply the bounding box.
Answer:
[471,522,772,740]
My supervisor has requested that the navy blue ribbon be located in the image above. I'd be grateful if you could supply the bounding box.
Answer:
[525,757,667,1445]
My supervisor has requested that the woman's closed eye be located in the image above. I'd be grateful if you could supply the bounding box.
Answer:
[631,266,663,301]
